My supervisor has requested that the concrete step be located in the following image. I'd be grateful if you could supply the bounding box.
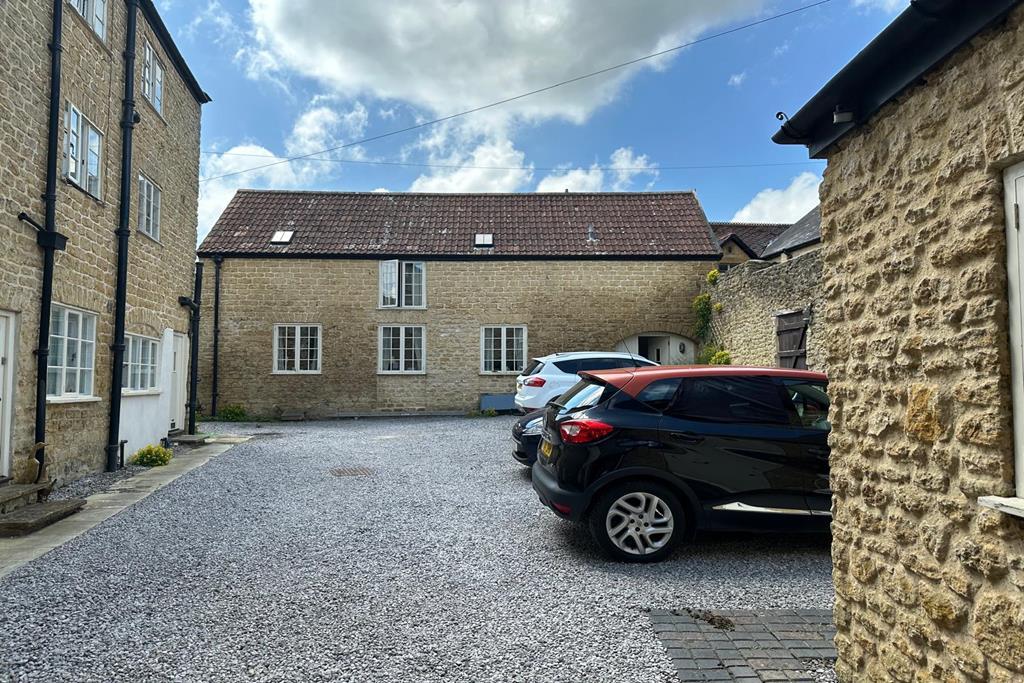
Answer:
[0,499,85,537]
[0,484,49,515]
[170,433,208,446]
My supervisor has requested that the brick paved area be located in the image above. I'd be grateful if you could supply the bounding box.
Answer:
[650,608,836,682]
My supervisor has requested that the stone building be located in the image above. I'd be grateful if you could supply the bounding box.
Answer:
[774,1,1024,680]
[196,190,720,417]
[0,0,208,484]
[710,220,788,271]
[707,207,824,370]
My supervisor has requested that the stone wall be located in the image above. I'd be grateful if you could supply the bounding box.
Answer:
[197,258,711,416]
[705,251,824,370]
[820,7,1024,682]
[0,2,202,483]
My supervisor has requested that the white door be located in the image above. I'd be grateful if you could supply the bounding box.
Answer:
[0,313,13,477]
[169,333,188,431]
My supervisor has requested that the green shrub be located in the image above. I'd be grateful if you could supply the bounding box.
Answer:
[713,302,724,313]
[692,293,713,342]
[129,444,173,467]
[709,350,732,365]
[696,344,723,364]
[482,408,498,417]
[217,404,248,422]
[705,269,720,286]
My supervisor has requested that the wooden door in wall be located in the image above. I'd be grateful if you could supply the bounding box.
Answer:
[0,313,13,476]
[776,310,809,369]
[170,333,188,432]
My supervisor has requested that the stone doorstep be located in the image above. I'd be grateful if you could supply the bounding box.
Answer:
[0,499,86,537]
[0,483,49,515]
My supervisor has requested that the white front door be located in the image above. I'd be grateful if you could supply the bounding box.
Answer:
[0,313,14,477]
[169,333,188,431]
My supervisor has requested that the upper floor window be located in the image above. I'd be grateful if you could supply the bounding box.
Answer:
[123,335,159,392]
[142,41,165,114]
[137,174,161,240]
[274,324,321,374]
[47,305,96,399]
[480,326,527,374]
[70,0,107,40]
[379,260,425,308]
[64,103,103,198]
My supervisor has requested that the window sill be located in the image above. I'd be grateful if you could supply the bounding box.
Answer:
[47,395,102,405]
[978,495,1024,520]
[377,371,427,376]
[271,370,322,376]
[136,228,161,245]
[377,306,428,311]
[122,389,161,397]
[64,176,104,204]
[141,96,167,125]
[480,372,522,376]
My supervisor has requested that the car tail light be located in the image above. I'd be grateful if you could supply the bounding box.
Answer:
[559,419,613,444]
[524,377,546,387]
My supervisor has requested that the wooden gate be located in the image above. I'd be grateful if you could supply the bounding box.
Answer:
[776,310,809,369]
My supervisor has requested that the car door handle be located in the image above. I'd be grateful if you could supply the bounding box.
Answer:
[668,431,704,444]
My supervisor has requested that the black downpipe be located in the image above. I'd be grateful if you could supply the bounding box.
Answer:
[31,0,66,483]
[211,256,222,418]
[179,262,203,435]
[105,0,139,472]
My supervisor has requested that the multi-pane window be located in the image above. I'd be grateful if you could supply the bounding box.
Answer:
[379,326,425,373]
[138,174,161,240]
[64,103,103,197]
[480,326,527,374]
[123,335,159,392]
[142,41,165,113]
[71,0,107,40]
[379,260,425,308]
[274,324,321,373]
[47,305,96,398]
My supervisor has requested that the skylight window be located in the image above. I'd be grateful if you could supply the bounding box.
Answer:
[270,230,294,245]
[474,233,494,248]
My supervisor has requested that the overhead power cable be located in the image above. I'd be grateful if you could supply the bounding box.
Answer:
[199,0,834,184]
[197,150,822,172]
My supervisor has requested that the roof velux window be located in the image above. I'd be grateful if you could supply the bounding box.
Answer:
[474,233,494,248]
[270,230,294,245]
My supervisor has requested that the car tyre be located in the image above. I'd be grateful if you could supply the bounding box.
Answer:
[588,480,684,563]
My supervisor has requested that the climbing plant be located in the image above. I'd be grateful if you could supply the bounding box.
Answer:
[692,293,713,342]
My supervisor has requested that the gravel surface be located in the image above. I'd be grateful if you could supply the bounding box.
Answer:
[806,659,838,682]
[47,464,148,501]
[0,417,833,682]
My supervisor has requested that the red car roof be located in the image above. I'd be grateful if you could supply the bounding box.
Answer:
[581,365,828,396]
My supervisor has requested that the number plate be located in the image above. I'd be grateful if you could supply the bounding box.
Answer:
[540,440,553,458]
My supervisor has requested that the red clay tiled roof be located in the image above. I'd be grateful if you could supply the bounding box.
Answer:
[198,190,721,259]
[711,221,790,257]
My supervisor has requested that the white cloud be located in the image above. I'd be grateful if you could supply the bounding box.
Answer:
[731,172,821,223]
[851,0,907,12]
[773,41,790,57]
[285,101,368,156]
[727,72,747,87]
[410,135,533,193]
[536,147,658,193]
[246,0,764,125]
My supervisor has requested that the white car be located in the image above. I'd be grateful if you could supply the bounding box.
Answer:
[514,352,658,412]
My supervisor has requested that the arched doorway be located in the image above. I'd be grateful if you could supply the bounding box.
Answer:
[615,332,696,365]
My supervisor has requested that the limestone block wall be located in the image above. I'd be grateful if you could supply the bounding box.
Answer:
[197,258,711,416]
[0,2,201,483]
[819,7,1024,681]
[705,251,825,370]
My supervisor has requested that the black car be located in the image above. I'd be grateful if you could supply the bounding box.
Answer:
[511,409,544,466]
[532,366,831,562]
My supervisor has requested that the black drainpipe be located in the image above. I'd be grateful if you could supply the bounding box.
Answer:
[177,262,203,435]
[105,0,139,473]
[24,0,69,483]
[211,256,223,417]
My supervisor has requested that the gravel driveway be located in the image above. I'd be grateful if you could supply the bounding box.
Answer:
[0,417,833,682]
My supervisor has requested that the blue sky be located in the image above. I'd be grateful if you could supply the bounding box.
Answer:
[155,0,905,240]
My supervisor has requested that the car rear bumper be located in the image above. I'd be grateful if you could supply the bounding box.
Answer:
[531,461,588,521]
[512,434,539,465]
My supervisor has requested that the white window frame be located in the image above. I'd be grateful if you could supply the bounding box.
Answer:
[64,103,103,198]
[137,173,161,241]
[46,304,97,401]
[378,325,426,375]
[122,334,160,394]
[980,161,1024,518]
[479,326,528,375]
[378,260,426,309]
[272,324,322,375]
[142,40,165,114]
[70,0,107,40]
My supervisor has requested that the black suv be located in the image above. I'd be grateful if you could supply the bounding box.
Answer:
[532,366,831,562]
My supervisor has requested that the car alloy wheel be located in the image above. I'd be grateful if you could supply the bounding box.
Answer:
[605,492,674,556]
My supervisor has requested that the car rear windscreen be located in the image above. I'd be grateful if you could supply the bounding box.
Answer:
[523,360,544,376]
